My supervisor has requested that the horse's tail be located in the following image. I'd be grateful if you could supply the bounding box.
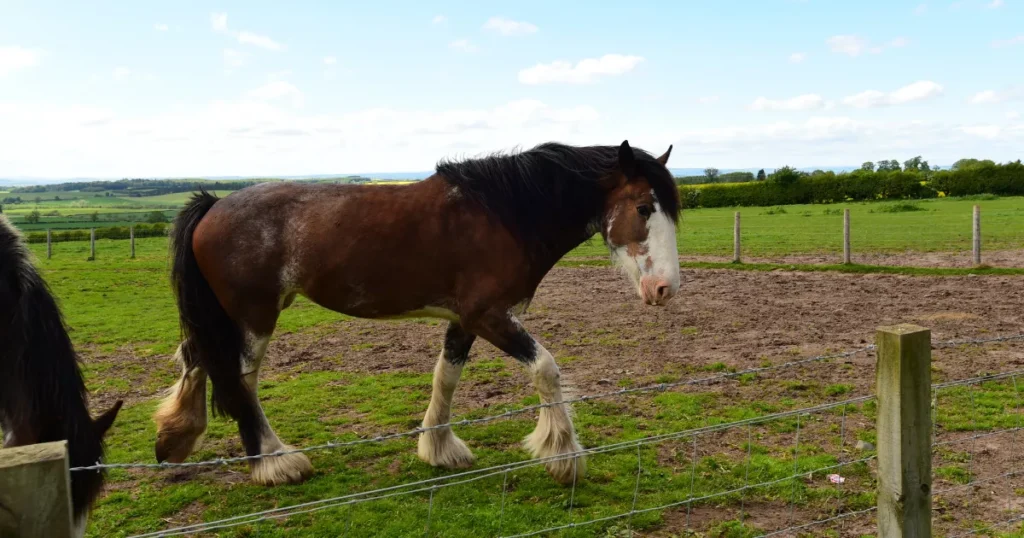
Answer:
[170,190,246,420]
[0,215,121,521]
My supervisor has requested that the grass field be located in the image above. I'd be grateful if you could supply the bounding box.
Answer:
[12,193,1024,536]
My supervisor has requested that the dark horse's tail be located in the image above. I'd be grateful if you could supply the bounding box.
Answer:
[0,215,121,523]
[169,190,262,455]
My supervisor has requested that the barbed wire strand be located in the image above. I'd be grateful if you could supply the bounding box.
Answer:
[73,343,883,472]
[116,340,1024,537]
[499,457,876,538]
[759,506,877,537]
[129,393,879,538]
[74,333,1024,473]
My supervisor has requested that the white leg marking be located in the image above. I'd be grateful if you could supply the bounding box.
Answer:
[523,343,585,484]
[417,354,475,468]
[72,514,87,538]
[242,333,313,485]
[153,343,208,463]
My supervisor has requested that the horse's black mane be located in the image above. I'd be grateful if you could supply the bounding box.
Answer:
[0,216,107,519]
[436,142,680,251]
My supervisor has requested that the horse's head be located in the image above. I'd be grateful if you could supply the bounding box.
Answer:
[600,140,680,306]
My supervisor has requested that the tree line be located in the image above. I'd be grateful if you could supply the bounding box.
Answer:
[679,158,1024,209]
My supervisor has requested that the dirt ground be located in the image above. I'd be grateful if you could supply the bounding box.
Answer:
[678,248,1024,268]
[88,266,1024,536]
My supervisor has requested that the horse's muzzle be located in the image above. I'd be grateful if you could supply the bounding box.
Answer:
[640,276,675,306]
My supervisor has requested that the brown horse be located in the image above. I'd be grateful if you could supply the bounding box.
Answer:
[154,140,681,486]
[0,215,122,537]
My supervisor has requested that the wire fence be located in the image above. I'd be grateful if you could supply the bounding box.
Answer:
[57,331,1024,537]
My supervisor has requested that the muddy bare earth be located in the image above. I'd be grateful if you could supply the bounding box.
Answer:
[87,266,1024,536]
[679,248,1024,268]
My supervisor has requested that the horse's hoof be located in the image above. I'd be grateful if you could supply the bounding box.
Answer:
[251,448,313,485]
[418,431,476,469]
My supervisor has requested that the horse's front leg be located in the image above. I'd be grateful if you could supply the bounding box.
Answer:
[418,322,477,469]
[470,310,585,485]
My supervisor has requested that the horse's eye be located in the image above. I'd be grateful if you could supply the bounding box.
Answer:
[637,205,653,219]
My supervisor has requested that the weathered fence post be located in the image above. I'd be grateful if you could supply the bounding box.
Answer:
[843,209,851,265]
[876,324,932,538]
[0,441,75,538]
[89,228,95,261]
[46,229,52,260]
[733,211,741,263]
[130,225,135,259]
[973,205,981,266]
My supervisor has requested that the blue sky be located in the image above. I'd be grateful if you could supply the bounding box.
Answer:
[1,0,1022,178]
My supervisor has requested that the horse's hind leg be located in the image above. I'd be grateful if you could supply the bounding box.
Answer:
[417,322,476,469]
[154,341,208,463]
[232,329,312,485]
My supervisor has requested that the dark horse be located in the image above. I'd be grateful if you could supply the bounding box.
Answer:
[0,215,122,536]
[155,140,680,486]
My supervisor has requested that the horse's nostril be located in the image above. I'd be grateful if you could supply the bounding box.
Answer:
[655,284,669,300]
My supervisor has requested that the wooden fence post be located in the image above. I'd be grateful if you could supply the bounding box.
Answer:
[973,205,981,266]
[89,228,95,261]
[876,324,932,538]
[843,209,851,265]
[733,211,741,263]
[130,225,135,259]
[46,229,52,260]
[0,441,74,538]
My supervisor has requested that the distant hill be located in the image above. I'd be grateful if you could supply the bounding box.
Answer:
[0,165,916,189]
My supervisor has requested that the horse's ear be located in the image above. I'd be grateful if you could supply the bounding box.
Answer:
[656,145,673,166]
[93,400,123,438]
[618,140,636,178]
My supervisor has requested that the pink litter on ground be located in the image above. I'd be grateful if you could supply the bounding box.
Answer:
[828,474,845,484]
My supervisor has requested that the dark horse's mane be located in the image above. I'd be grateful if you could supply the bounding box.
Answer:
[0,215,112,521]
[436,142,680,253]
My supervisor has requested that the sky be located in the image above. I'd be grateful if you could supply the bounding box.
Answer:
[0,0,1022,178]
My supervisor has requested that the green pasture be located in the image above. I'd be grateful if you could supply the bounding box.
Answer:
[9,193,1024,537]
[570,195,1024,259]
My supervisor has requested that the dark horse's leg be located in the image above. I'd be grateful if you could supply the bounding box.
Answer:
[154,340,208,463]
[468,309,585,485]
[156,316,312,485]
[417,322,477,468]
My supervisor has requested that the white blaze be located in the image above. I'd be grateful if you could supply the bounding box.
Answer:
[608,196,680,296]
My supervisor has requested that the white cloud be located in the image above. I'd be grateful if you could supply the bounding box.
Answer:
[889,37,910,48]
[698,96,720,104]
[989,0,1005,8]
[968,87,1024,104]
[211,12,284,51]
[112,67,131,81]
[211,12,228,32]
[237,31,282,51]
[223,49,246,69]
[448,39,477,53]
[324,56,337,65]
[827,35,867,56]
[154,23,169,32]
[247,81,304,108]
[518,54,644,85]
[0,46,41,76]
[962,125,1002,139]
[914,3,928,15]
[0,98,603,177]
[789,52,807,63]
[483,17,539,36]
[669,116,1024,167]
[432,15,447,24]
[750,94,825,111]
[827,35,908,56]
[1008,111,1021,120]
[842,80,944,108]
[993,35,1024,47]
